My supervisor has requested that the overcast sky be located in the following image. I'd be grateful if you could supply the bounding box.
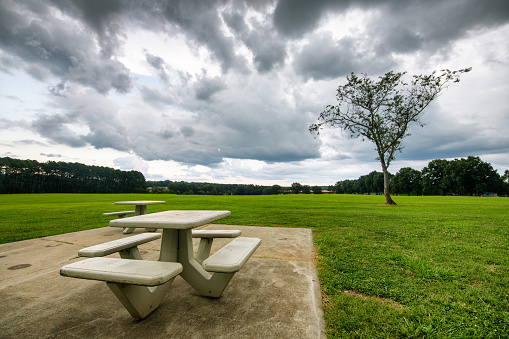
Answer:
[1,0,508,186]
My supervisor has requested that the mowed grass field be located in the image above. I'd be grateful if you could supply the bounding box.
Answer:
[1,193,508,338]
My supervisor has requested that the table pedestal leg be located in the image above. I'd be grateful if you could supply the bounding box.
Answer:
[135,205,146,215]
[121,204,139,234]
[107,279,175,320]
[123,205,150,234]
[122,227,135,234]
[176,229,235,298]
[159,229,179,262]
[137,205,157,232]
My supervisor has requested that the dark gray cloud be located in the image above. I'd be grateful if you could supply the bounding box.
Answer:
[27,69,321,166]
[48,0,127,59]
[276,0,509,78]
[139,85,175,108]
[133,0,251,74]
[0,0,133,94]
[397,104,509,162]
[273,0,332,38]
[222,10,248,33]
[8,0,505,89]
[3,0,508,88]
[223,7,287,73]
[180,126,195,137]
[145,52,170,85]
[145,53,165,70]
[197,73,321,163]
[83,124,131,151]
[28,91,134,152]
[293,33,396,81]
[293,35,358,80]
[194,75,227,101]
[158,129,175,140]
[253,43,287,73]
[1,0,247,94]
[31,113,87,147]
[369,0,509,59]
[274,0,509,42]
[274,0,509,57]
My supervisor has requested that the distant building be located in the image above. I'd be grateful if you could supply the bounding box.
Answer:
[147,186,169,193]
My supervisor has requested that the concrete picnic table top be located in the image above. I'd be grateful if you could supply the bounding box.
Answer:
[113,200,166,206]
[109,210,232,229]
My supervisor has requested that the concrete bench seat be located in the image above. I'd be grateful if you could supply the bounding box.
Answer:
[78,233,161,260]
[191,230,242,264]
[191,230,242,238]
[102,211,135,218]
[61,257,183,319]
[60,257,183,286]
[202,237,261,273]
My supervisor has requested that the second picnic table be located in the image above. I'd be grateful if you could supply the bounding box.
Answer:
[112,200,165,233]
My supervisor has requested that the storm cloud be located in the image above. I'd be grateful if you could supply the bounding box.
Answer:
[1,0,508,184]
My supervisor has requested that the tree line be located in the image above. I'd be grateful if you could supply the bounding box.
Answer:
[0,157,146,194]
[150,157,507,197]
[148,180,332,196]
[3,156,506,196]
[148,180,285,195]
[333,156,508,196]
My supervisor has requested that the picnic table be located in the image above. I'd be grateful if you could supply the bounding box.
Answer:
[114,200,166,216]
[61,210,261,320]
[109,200,165,234]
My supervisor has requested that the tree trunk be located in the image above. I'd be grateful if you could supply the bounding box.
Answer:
[381,162,397,205]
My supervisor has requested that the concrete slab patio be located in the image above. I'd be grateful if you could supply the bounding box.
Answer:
[0,225,326,339]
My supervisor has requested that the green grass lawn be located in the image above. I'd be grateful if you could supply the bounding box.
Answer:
[1,193,508,338]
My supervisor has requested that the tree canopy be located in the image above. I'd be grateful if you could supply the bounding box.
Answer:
[392,167,423,196]
[0,157,146,194]
[422,156,503,196]
[310,68,472,204]
[331,156,506,196]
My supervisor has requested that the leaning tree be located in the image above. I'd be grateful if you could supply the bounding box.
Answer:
[310,68,471,205]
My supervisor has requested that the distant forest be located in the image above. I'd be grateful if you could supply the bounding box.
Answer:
[149,156,508,197]
[1,156,507,196]
[331,156,507,196]
[146,180,323,196]
[0,157,146,194]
